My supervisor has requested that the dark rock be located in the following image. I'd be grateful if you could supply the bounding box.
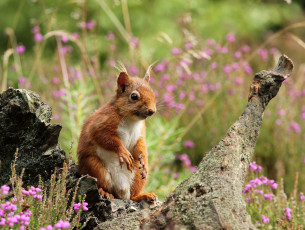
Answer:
[0,88,66,187]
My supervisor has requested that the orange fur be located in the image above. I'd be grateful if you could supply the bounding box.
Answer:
[77,71,157,202]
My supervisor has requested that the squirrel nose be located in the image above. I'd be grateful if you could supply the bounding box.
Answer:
[147,109,155,116]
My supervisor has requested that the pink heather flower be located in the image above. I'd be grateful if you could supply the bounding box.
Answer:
[231,62,239,70]
[184,140,195,148]
[223,65,232,74]
[161,74,170,81]
[210,62,217,69]
[61,35,69,43]
[264,193,274,200]
[86,21,96,30]
[106,31,115,40]
[234,77,243,86]
[283,207,292,221]
[190,166,197,173]
[54,220,70,229]
[22,190,30,195]
[18,77,27,85]
[276,119,282,126]
[173,172,179,179]
[0,185,10,195]
[300,195,305,201]
[171,48,182,55]
[40,225,53,230]
[301,112,305,120]
[221,46,228,53]
[202,48,214,56]
[253,189,264,194]
[16,45,26,54]
[185,43,192,49]
[196,100,203,107]
[228,89,235,95]
[154,61,167,72]
[129,66,138,75]
[73,203,81,213]
[52,90,66,98]
[37,195,43,200]
[60,46,73,55]
[205,39,216,46]
[277,109,285,116]
[271,183,278,189]
[34,33,43,42]
[71,32,79,40]
[257,49,268,61]
[290,122,301,133]
[54,114,60,120]
[270,48,279,54]
[131,37,139,48]
[226,33,235,42]
[241,45,251,52]
[261,215,270,223]
[31,26,40,34]
[246,197,252,203]
[188,92,195,101]
[82,202,88,211]
[179,91,186,100]
[166,85,177,92]
[52,77,60,84]
[234,51,242,59]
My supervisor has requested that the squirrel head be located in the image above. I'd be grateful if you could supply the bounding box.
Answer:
[115,71,156,120]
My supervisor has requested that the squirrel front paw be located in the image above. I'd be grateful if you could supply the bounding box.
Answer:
[119,150,134,171]
[138,154,147,179]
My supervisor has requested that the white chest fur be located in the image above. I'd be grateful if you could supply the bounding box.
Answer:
[117,119,143,152]
[96,119,142,200]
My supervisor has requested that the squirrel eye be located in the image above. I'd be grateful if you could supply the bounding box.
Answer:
[130,93,138,100]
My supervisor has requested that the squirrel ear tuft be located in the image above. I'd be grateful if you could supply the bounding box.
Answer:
[144,64,154,83]
[117,72,130,92]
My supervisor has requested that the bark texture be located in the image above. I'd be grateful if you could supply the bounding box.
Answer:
[95,55,294,230]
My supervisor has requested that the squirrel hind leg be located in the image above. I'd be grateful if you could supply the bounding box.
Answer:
[130,192,157,203]
[98,188,114,199]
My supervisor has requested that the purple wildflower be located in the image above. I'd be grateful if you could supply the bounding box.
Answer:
[300,194,305,201]
[40,225,53,230]
[54,220,70,229]
[184,43,192,49]
[283,207,292,221]
[16,45,26,54]
[226,33,236,42]
[210,62,217,69]
[131,37,139,48]
[171,48,182,55]
[289,122,301,133]
[0,185,10,195]
[31,26,40,34]
[129,66,139,75]
[264,193,274,200]
[173,173,179,179]
[86,21,96,30]
[154,61,167,72]
[261,215,270,223]
[106,31,115,40]
[184,140,195,148]
[34,33,43,42]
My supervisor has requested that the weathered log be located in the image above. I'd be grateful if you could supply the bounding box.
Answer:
[94,55,293,230]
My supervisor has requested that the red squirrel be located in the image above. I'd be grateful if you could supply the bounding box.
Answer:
[77,68,157,202]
